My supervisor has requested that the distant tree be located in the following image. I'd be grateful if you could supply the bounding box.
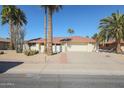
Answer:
[86,36,89,38]
[67,28,74,36]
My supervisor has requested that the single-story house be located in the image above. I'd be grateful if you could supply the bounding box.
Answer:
[99,39,124,51]
[0,37,10,50]
[24,36,96,53]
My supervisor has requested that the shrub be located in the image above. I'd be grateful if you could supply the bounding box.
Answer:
[24,50,30,56]
[0,51,4,55]
[24,50,39,56]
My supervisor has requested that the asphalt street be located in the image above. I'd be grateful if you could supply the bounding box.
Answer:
[0,74,124,88]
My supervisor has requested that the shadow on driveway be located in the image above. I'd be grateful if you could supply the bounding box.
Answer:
[0,61,24,73]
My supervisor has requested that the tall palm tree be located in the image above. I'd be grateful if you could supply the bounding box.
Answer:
[1,5,17,50]
[47,5,62,55]
[67,28,74,37]
[98,11,124,53]
[41,6,48,54]
[14,8,27,53]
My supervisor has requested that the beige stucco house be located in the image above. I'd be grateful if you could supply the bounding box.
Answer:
[24,36,96,53]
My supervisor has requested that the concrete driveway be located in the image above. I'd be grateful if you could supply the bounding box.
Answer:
[66,52,124,64]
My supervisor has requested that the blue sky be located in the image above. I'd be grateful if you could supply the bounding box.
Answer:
[0,5,124,40]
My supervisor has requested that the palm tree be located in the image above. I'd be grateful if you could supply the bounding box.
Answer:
[14,8,27,27]
[92,33,98,39]
[98,11,124,53]
[67,28,74,37]
[14,8,27,53]
[47,5,62,55]
[41,6,48,54]
[97,29,108,45]
[1,5,17,50]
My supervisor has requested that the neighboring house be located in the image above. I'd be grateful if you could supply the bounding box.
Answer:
[99,40,124,51]
[0,37,10,50]
[24,36,96,53]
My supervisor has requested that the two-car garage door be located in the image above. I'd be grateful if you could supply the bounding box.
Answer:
[67,45,88,52]
[62,44,95,52]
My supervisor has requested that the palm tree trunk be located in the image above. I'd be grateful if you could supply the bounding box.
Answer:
[116,40,122,53]
[44,9,47,54]
[9,20,14,50]
[47,8,53,55]
[15,25,19,53]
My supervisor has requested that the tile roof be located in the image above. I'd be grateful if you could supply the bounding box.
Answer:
[69,36,96,43]
[0,37,10,42]
[27,36,96,44]
[52,37,64,44]
[103,39,124,44]
[27,38,44,43]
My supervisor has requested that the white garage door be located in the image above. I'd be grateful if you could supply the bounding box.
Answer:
[67,45,88,52]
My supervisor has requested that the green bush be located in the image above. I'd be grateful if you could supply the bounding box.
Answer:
[24,50,39,56]
[0,51,4,55]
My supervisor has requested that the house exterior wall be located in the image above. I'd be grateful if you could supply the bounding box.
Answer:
[30,44,38,51]
[24,43,62,53]
[0,42,9,50]
[24,42,95,53]
[87,43,96,52]
[40,45,44,53]
[62,44,66,52]
[52,45,62,53]
[99,43,124,52]
[23,44,29,51]
[23,43,40,51]
[121,46,124,51]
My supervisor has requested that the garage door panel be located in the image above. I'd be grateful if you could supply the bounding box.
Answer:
[67,45,88,52]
